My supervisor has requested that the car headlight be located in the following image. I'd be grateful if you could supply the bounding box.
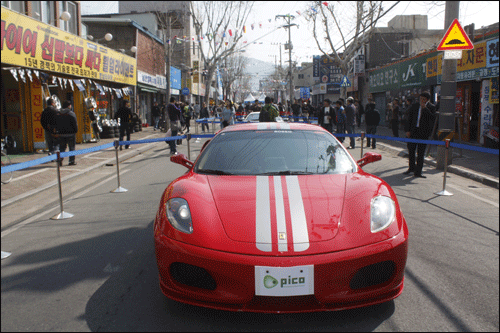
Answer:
[166,198,193,234]
[370,196,396,233]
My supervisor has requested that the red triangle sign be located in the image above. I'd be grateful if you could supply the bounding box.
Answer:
[437,19,474,50]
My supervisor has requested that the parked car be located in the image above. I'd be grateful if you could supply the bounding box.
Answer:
[155,122,408,313]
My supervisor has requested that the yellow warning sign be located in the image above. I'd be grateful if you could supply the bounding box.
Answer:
[437,19,474,50]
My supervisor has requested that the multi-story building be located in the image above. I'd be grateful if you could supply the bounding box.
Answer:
[82,14,169,124]
[1,1,136,152]
[117,1,206,104]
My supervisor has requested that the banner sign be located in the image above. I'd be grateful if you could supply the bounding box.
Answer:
[370,37,499,93]
[170,66,181,90]
[1,7,136,85]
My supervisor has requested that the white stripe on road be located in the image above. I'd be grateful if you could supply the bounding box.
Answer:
[286,176,309,252]
[446,183,499,208]
[256,176,272,252]
[274,176,288,252]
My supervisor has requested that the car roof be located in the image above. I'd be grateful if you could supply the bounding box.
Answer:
[221,122,326,132]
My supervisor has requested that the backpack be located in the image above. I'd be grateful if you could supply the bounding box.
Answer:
[262,104,278,122]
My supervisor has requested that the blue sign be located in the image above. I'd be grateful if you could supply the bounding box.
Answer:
[182,87,190,95]
[486,38,499,68]
[170,66,181,90]
[340,76,351,87]
[300,87,310,99]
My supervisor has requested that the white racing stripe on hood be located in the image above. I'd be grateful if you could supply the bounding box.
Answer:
[274,176,288,252]
[255,176,310,253]
[257,123,267,130]
[279,123,290,130]
[256,176,272,252]
[286,176,310,252]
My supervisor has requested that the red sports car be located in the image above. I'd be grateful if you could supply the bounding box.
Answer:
[154,122,408,313]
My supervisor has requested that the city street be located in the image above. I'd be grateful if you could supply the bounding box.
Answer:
[1,136,498,332]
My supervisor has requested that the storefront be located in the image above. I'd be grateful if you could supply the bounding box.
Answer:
[1,7,136,152]
[368,32,498,143]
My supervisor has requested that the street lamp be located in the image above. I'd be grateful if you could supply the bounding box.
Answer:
[87,33,113,43]
[60,11,71,22]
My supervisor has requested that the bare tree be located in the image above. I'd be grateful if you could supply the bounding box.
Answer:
[190,1,255,103]
[304,1,400,97]
[221,52,247,101]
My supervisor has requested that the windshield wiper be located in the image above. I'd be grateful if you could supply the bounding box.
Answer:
[256,171,314,176]
[197,169,234,175]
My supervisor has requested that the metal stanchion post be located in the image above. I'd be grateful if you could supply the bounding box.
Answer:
[111,140,128,193]
[51,150,74,219]
[195,119,198,134]
[436,139,453,196]
[187,133,191,160]
[360,131,365,158]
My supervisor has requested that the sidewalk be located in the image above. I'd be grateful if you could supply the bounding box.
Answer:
[360,124,499,188]
[1,126,169,206]
[2,121,498,208]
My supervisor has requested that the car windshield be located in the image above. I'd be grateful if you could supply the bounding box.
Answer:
[195,130,357,175]
[247,114,259,121]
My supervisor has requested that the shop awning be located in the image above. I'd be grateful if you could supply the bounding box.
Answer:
[137,83,159,93]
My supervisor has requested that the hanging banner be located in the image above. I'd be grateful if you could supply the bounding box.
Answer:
[31,79,44,148]
[1,7,136,85]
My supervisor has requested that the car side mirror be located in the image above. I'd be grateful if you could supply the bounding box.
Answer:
[357,152,382,167]
[170,153,194,169]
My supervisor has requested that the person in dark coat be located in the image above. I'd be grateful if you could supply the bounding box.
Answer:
[391,98,400,137]
[54,100,78,166]
[404,91,436,178]
[318,99,336,133]
[364,99,380,149]
[200,102,210,133]
[115,101,132,150]
[151,102,161,131]
[41,97,59,155]
[167,97,184,155]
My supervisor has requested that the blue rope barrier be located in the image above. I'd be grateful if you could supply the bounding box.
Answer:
[2,131,498,175]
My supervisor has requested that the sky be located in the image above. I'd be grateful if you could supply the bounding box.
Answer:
[81,1,499,65]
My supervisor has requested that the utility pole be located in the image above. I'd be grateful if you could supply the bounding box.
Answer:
[437,1,460,169]
[166,15,171,105]
[276,15,298,104]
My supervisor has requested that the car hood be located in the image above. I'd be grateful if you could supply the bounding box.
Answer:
[208,175,346,252]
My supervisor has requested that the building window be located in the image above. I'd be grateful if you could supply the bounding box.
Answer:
[1,1,25,13]
[32,1,55,25]
[59,1,77,35]
[298,74,304,79]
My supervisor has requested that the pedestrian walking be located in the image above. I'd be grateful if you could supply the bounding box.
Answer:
[404,91,436,178]
[115,101,132,149]
[364,99,380,149]
[194,102,200,120]
[335,100,345,143]
[167,97,184,155]
[345,97,357,149]
[391,98,400,137]
[183,103,192,133]
[222,100,235,127]
[355,99,364,128]
[200,102,210,133]
[152,102,161,131]
[318,99,336,133]
[259,96,279,122]
[291,99,302,122]
[54,100,78,166]
[41,97,59,155]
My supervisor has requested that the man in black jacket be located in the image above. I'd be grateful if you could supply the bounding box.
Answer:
[41,98,59,155]
[167,97,184,155]
[54,100,78,166]
[364,99,380,149]
[404,92,436,178]
[318,99,336,133]
[115,101,132,150]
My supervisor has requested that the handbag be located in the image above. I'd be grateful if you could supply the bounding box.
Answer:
[170,119,181,132]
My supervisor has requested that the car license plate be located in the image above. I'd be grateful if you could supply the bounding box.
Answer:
[255,265,314,297]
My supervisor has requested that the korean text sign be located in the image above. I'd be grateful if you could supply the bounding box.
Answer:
[1,8,136,85]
